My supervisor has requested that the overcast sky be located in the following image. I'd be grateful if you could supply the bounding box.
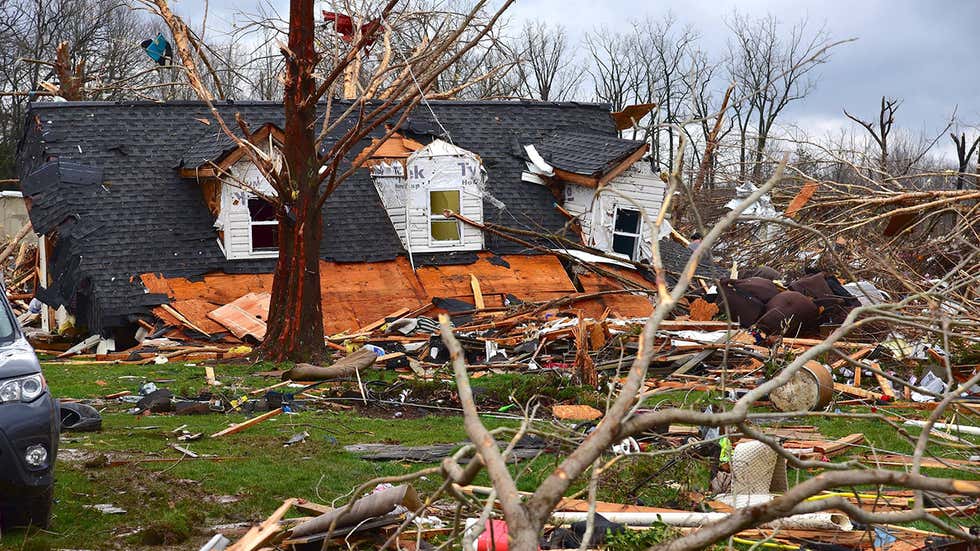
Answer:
[176,0,979,157]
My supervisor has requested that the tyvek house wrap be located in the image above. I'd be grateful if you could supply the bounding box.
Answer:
[404,139,486,253]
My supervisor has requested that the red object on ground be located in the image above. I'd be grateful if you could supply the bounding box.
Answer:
[477,520,510,551]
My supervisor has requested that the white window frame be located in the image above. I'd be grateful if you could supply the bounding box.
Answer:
[246,194,279,258]
[611,206,642,261]
[426,187,463,248]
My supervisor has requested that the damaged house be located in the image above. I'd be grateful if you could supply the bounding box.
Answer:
[17,100,719,342]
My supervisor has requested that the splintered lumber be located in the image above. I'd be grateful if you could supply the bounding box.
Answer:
[469,274,485,309]
[688,297,720,321]
[870,361,896,397]
[785,434,865,460]
[294,499,332,516]
[784,181,819,218]
[860,453,979,470]
[249,380,293,396]
[780,337,869,349]
[829,347,873,370]
[160,304,212,337]
[355,307,410,334]
[281,347,377,381]
[227,498,296,551]
[211,408,282,438]
[552,404,603,421]
[0,221,32,263]
[834,382,886,401]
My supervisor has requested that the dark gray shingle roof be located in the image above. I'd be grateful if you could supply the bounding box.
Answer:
[17,100,620,330]
[532,130,645,177]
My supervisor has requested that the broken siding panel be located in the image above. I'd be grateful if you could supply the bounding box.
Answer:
[371,163,409,249]
[564,184,598,244]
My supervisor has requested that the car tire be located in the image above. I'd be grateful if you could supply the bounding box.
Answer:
[1,485,53,529]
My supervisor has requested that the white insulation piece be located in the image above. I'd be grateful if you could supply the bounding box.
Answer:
[549,511,853,532]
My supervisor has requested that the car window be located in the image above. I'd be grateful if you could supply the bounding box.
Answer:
[0,299,18,342]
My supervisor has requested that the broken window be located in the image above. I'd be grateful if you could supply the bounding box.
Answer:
[248,197,279,252]
[612,207,641,260]
[429,190,461,242]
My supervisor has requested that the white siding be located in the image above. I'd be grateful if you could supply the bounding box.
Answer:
[403,140,484,253]
[562,162,666,262]
[218,161,278,260]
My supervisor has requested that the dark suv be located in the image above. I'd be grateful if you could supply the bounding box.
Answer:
[0,295,58,529]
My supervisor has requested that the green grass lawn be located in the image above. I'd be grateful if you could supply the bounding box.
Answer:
[2,361,976,550]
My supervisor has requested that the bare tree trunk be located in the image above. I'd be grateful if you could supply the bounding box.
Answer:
[260,0,326,362]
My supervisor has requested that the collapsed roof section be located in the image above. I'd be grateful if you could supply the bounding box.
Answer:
[523,130,648,188]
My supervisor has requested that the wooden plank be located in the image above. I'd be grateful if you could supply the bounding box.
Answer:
[780,337,870,349]
[249,380,293,396]
[211,408,283,438]
[871,362,895,397]
[227,498,296,551]
[293,499,332,516]
[205,366,217,386]
[834,382,884,401]
[470,274,485,310]
[829,347,873,370]
[355,307,410,334]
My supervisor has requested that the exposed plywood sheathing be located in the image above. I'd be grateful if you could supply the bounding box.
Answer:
[142,253,656,336]
[415,254,576,308]
[143,258,428,335]
[577,265,657,318]
[352,133,424,167]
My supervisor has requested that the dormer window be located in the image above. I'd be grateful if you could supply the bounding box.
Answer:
[248,197,279,252]
[368,138,485,254]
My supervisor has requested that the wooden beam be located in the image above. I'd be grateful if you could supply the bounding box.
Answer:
[211,408,283,438]
[178,167,217,179]
[552,167,599,188]
[598,144,650,187]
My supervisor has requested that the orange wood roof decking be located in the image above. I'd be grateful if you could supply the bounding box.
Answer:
[141,253,658,336]
[415,254,577,308]
[576,265,657,318]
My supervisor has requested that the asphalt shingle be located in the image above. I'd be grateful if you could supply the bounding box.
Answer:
[17,100,718,332]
